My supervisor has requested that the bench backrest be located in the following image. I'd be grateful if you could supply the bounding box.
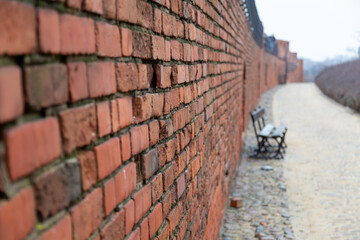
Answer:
[250,106,266,142]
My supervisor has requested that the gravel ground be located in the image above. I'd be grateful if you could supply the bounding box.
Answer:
[220,85,296,240]
[273,83,360,240]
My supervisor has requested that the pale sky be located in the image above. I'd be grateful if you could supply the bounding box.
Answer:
[255,0,360,61]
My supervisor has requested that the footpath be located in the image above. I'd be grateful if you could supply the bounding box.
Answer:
[221,83,360,239]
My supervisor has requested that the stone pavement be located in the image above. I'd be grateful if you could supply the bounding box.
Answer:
[220,83,360,240]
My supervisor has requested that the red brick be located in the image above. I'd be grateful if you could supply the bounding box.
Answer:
[110,99,120,132]
[100,210,125,240]
[124,200,135,234]
[133,31,151,59]
[117,96,133,128]
[0,187,35,240]
[163,163,175,191]
[141,148,159,180]
[0,0,36,55]
[155,65,171,88]
[140,218,149,240]
[133,95,152,123]
[103,178,116,216]
[78,151,97,191]
[103,0,116,19]
[152,93,164,118]
[117,0,137,23]
[165,40,171,61]
[138,64,153,90]
[114,163,137,203]
[153,8,162,33]
[132,184,151,223]
[96,21,121,57]
[164,88,180,114]
[121,28,133,56]
[66,0,81,9]
[87,62,116,98]
[162,12,174,36]
[71,188,103,240]
[67,62,88,102]
[156,222,169,240]
[84,0,103,14]
[159,119,174,139]
[38,9,60,53]
[148,203,163,238]
[170,40,182,60]
[120,133,131,162]
[137,0,153,28]
[5,118,61,180]
[60,14,95,54]
[25,64,68,109]
[161,190,172,218]
[167,204,181,234]
[95,138,122,179]
[130,125,149,155]
[60,104,97,153]
[128,228,141,240]
[39,214,72,240]
[116,62,138,92]
[34,162,81,220]
[152,35,165,60]
[176,173,186,199]
[172,65,186,85]
[0,66,23,123]
[96,101,111,137]
[148,120,159,146]
[151,173,163,204]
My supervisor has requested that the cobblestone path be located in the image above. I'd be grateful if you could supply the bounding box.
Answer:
[273,83,360,240]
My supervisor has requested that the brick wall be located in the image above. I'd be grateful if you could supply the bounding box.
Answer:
[0,0,302,239]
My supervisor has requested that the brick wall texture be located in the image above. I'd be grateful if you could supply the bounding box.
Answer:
[0,0,303,239]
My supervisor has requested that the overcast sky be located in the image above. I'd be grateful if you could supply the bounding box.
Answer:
[255,0,360,61]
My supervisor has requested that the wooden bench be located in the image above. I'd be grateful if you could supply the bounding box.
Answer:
[250,106,287,159]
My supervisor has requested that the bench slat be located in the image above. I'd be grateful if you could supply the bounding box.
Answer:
[272,125,287,137]
[251,107,265,121]
[259,124,274,137]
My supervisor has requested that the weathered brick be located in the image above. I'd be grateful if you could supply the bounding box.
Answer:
[60,14,95,54]
[151,173,163,204]
[25,64,68,109]
[71,188,103,240]
[141,148,159,180]
[0,66,24,123]
[78,151,97,191]
[87,62,116,98]
[39,215,72,240]
[157,221,169,240]
[130,125,149,155]
[133,95,152,123]
[148,120,160,146]
[137,0,153,28]
[153,8,162,33]
[138,64,153,90]
[96,101,111,137]
[164,88,180,114]
[152,35,165,60]
[103,178,116,216]
[116,62,138,92]
[84,0,103,14]
[0,0,36,55]
[159,119,174,139]
[66,0,81,9]
[94,137,122,179]
[60,104,97,153]
[167,203,181,234]
[161,189,173,218]
[117,96,133,128]
[103,0,116,19]
[120,133,131,162]
[133,31,151,59]
[117,0,137,23]
[67,62,88,102]
[176,173,186,199]
[140,218,149,240]
[110,99,120,132]
[155,65,172,88]
[163,163,175,191]
[171,65,186,85]
[0,187,36,240]
[100,210,125,240]
[38,9,60,53]
[114,163,137,203]
[5,117,61,180]
[124,199,135,234]
[152,93,164,117]
[170,41,181,60]
[128,228,141,240]
[132,184,151,223]
[148,203,162,238]
[121,28,133,56]
[165,40,171,61]
[162,12,174,37]
[34,161,81,220]
[96,21,121,57]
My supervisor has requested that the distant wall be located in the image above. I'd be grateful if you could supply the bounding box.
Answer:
[0,0,303,239]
